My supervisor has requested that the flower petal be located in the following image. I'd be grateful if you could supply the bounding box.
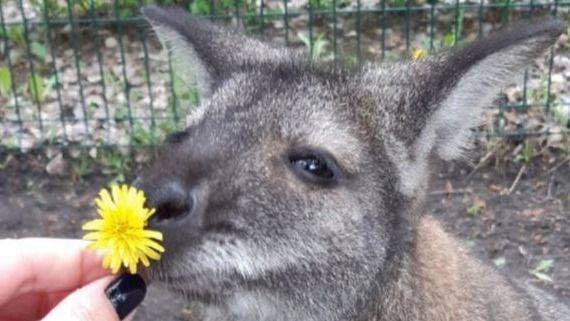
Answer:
[128,255,138,274]
[82,219,104,231]
[86,242,100,250]
[140,247,161,260]
[142,230,163,241]
[83,232,102,241]
[110,255,122,274]
[103,254,112,268]
[143,239,165,253]
[111,185,122,204]
[98,189,115,208]
[140,254,150,267]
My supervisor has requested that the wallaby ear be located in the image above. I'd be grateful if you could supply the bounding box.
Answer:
[381,20,564,196]
[423,19,565,161]
[142,6,288,99]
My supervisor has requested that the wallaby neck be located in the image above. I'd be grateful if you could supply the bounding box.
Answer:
[367,216,531,321]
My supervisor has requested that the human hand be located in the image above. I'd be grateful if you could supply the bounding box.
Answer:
[0,238,146,321]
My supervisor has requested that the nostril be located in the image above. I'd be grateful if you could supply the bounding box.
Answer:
[151,200,191,223]
[147,182,193,224]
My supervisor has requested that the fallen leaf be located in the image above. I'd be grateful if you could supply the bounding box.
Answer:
[46,153,67,176]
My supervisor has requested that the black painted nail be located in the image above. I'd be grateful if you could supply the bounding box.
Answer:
[105,274,147,320]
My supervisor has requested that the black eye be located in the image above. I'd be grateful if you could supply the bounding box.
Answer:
[289,150,339,185]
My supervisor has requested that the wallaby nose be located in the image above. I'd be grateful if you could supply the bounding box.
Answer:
[134,179,193,224]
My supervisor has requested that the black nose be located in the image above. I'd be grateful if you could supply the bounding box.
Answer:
[136,179,193,224]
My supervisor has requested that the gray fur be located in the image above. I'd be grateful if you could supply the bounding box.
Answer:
[138,6,568,321]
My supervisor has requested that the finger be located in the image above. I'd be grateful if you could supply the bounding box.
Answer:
[0,238,110,306]
[41,276,120,321]
[123,312,138,321]
[0,290,70,321]
[42,274,146,321]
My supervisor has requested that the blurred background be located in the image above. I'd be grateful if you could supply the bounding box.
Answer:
[0,0,568,320]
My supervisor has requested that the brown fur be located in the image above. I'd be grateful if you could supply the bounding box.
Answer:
[372,216,535,321]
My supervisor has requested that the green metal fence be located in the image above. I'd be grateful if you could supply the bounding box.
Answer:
[0,0,568,153]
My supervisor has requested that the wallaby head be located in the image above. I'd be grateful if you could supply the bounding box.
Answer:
[136,6,565,321]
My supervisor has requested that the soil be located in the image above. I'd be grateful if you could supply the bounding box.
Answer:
[0,150,568,320]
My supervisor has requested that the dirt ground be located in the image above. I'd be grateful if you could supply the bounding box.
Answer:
[0,150,568,320]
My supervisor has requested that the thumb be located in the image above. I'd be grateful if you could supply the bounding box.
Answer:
[42,274,146,321]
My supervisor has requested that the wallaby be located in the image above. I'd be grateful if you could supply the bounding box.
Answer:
[136,6,569,321]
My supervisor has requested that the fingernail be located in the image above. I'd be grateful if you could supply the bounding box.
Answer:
[105,274,147,320]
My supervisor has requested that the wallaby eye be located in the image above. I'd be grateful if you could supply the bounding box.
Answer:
[288,149,339,185]
[292,156,333,179]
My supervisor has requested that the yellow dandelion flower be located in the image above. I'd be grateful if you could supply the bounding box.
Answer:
[411,48,427,60]
[82,184,164,274]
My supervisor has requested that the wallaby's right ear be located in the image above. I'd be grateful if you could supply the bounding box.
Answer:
[142,6,288,99]
[378,19,564,197]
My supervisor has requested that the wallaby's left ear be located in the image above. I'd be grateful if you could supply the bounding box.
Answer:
[382,19,564,196]
[422,19,565,161]
[142,6,294,99]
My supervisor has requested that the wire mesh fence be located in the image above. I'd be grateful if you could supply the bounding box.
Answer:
[0,0,568,153]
